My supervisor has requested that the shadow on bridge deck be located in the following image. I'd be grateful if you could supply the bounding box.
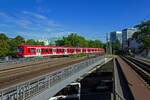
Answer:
[80,60,113,100]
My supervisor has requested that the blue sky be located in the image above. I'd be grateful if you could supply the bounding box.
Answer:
[0,0,150,42]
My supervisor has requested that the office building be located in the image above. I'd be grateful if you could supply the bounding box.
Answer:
[122,28,137,50]
[110,31,122,44]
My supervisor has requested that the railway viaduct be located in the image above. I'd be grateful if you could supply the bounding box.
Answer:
[0,55,113,100]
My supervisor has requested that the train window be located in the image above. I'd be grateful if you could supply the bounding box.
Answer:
[49,49,52,52]
[56,49,63,53]
[64,49,67,52]
[67,49,70,52]
[41,49,44,53]
[71,49,73,52]
[18,47,24,53]
[56,49,59,52]
[61,49,64,52]
[77,49,80,52]
[58,49,61,52]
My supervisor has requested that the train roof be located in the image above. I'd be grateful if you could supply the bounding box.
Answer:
[18,45,104,49]
[18,45,67,48]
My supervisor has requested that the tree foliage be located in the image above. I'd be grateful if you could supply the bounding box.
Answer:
[55,33,105,48]
[0,33,104,57]
[0,34,9,57]
[112,39,121,54]
[0,33,44,57]
[133,20,150,52]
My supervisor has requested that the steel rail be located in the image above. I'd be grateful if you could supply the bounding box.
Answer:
[121,56,150,85]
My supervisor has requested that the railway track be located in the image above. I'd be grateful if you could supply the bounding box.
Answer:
[0,57,61,70]
[0,57,89,89]
[0,57,50,67]
[135,56,150,64]
[121,56,150,86]
[115,56,150,100]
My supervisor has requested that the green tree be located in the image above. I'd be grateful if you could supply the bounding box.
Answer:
[133,20,150,55]
[35,41,44,45]
[55,33,105,48]
[26,39,36,45]
[25,39,44,45]
[0,34,45,57]
[14,36,25,44]
[8,36,25,57]
[0,33,8,40]
[0,33,9,57]
[112,39,121,54]
[55,37,68,46]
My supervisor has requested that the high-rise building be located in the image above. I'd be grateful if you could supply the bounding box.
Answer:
[122,28,137,49]
[110,31,122,44]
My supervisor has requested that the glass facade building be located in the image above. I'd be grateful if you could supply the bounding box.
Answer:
[122,28,137,49]
[110,31,122,44]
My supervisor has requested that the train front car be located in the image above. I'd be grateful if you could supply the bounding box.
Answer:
[17,45,37,57]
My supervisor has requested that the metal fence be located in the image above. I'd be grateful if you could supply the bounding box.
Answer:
[114,91,126,100]
[0,56,103,100]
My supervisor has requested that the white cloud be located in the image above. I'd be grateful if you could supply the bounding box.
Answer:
[0,11,67,39]
[22,11,48,20]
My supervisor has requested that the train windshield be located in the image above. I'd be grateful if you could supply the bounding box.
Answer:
[17,47,24,53]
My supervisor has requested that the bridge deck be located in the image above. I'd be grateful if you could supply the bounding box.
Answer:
[0,56,111,100]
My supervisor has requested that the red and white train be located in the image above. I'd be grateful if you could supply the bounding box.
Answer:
[17,45,105,57]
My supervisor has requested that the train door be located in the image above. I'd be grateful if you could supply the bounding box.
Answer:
[36,48,41,57]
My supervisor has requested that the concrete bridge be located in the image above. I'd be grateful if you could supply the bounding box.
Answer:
[0,55,112,100]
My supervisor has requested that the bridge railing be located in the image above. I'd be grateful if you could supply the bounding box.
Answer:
[0,56,104,100]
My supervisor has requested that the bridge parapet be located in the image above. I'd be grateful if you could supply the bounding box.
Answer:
[0,55,112,100]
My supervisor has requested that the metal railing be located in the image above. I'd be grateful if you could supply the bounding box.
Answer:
[113,58,126,100]
[114,91,126,100]
[0,56,103,100]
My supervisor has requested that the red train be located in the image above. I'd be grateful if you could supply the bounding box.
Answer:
[17,45,105,57]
